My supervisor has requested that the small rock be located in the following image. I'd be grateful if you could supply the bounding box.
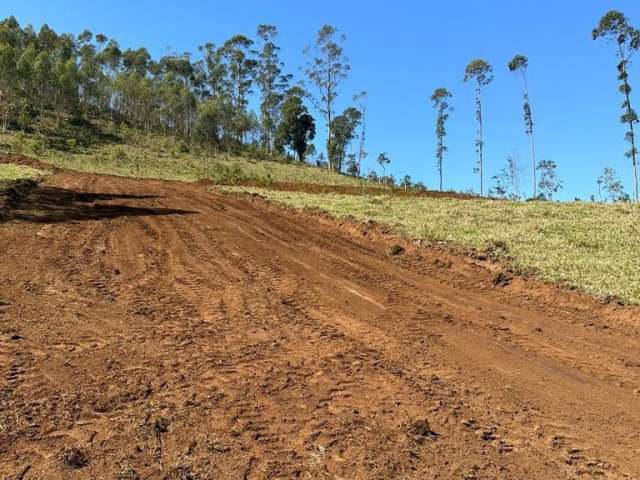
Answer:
[407,419,438,443]
[60,447,88,469]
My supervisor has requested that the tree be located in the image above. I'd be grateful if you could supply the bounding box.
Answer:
[255,25,290,153]
[489,151,522,200]
[593,10,640,203]
[304,25,350,170]
[377,152,390,176]
[508,54,537,198]
[353,91,368,177]
[464,59,493,196]
[430,87,452,191]
[537,160,562,200]
[597,166,629,202]
[400,174,412,190]
[218,35,258,142]
[328,106,361,171]
[274,87,316,161]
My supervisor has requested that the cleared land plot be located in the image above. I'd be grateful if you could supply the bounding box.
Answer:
[225,187,640,304]
[1,170,640,479]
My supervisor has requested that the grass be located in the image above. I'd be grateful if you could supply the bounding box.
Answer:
[224,187,640,304]
[0,128,363,187]
[0,164,46,191]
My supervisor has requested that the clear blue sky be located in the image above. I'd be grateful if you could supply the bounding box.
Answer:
[4,0,640,199]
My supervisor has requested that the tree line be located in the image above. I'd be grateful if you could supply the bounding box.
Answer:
[1,11,639,201]
[431,9,640,202]
[0,17,375,174]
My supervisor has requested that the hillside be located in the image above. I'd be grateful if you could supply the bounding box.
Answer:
[0,125,365,187]
[1,123,639,305]
[1,168,639,479]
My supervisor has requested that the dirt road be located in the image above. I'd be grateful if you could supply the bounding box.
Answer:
[1,171,639,479]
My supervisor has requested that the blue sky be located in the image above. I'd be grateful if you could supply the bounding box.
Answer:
[4,0,640,199]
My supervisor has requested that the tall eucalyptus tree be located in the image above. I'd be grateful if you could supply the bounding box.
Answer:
[464,59,493,196]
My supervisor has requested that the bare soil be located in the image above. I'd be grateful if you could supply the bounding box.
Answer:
[1,170,639,479]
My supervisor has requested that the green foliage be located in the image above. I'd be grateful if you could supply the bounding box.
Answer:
[328,106,361,171]
[597,166,629,202]
[593,10,640,203]
[430,87,452,191]
[304,25,350,166]
[464,59,493,196]
[0,163,45,190]
[376,152,391,176]
[255,25,291,152]
[489,152,522,200]
[508,54,537,197]
[275,87,316,161]
[537,159,563,200]
[0,15,321,158]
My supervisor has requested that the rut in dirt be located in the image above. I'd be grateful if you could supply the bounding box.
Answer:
[1,171,639,479]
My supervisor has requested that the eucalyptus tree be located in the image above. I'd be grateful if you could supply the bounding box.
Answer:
[328,106,361,171]
[508,54,537,198]
[537,160,562,200]
[489,151,522,200]
[377,152,390,177]
[593,10,640,203]
[274,86,316,161]
[304,25,350,169]
[464,59,493,195]
[218,35,258,142]
[255,25,291,153]
[219,35,256,110]
[352,91,368,177]
[0,41,17,132]
[430,87,452,191]
[597,166,629,202]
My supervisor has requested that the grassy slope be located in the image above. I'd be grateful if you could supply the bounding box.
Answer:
[0,164,45,191]
[225,188,640,304]
[0,129,362,186]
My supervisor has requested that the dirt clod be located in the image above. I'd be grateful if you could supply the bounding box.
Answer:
[407,420,438,443]
[389,244,405,256]
[60,447,88,469]
[492,271,512,287]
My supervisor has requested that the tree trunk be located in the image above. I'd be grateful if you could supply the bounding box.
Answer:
[618,46,639,204]
[477,84,484,196]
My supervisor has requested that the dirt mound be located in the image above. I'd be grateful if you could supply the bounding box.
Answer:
[1,170,639,479]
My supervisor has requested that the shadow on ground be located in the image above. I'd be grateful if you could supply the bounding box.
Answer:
[0,186,197,224]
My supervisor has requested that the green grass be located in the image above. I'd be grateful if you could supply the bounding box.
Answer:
[0,164,46,191]
[225,187,640,304]
[0,129,363,187]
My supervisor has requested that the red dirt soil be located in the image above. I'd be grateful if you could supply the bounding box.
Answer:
[1,170,639,479]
